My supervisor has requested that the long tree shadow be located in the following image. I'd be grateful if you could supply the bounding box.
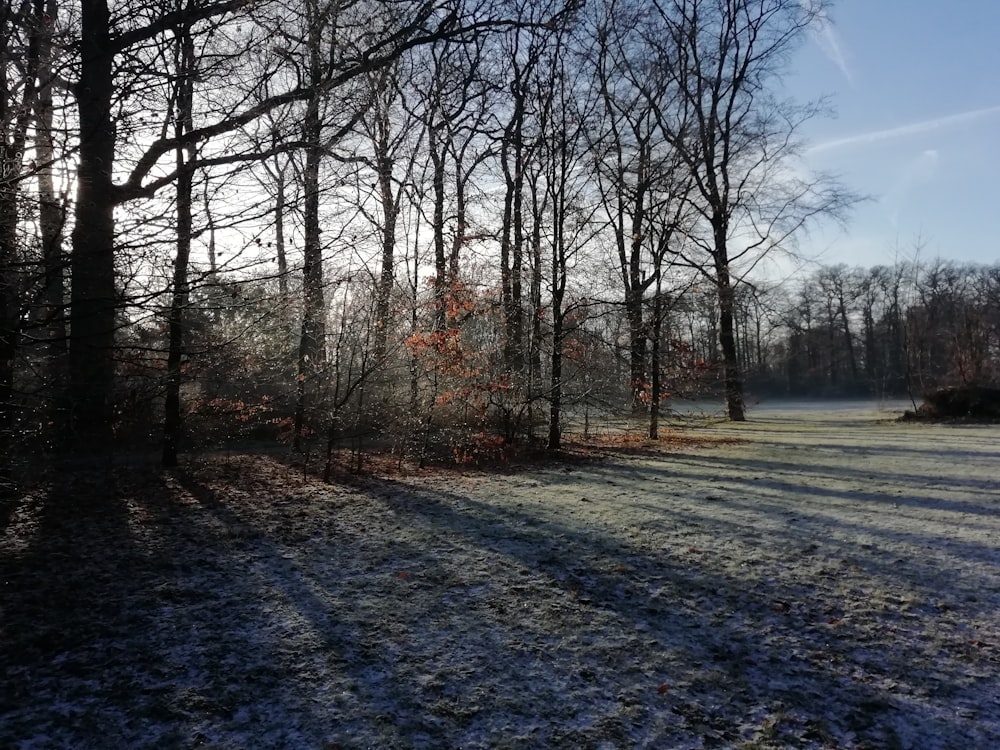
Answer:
[764,438,1000,462]
[602,456,1000,538]
[4,454,996,747]
[0,460,366,748]
[713,420,1000,462]
[166,465,463,746]
[633,451,1000,514]
[359,474,997,747]
[581,454,1000,606]
[0,463,175,745]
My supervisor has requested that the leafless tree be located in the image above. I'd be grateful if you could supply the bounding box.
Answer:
[66,0,553,450]
[643,0,856,419]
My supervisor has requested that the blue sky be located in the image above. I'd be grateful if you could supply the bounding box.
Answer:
[787,0,1000,269]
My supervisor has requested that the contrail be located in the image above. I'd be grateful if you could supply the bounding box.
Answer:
[807,105,1000,154]
[803,0,853,85]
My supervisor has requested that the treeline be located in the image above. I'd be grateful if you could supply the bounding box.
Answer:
[730,260,1000,400]
[0,0,929,484]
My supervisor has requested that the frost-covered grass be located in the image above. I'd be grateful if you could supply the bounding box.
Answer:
[2,406,998,749]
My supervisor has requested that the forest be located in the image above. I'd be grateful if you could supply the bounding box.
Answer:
[2,0,999,486]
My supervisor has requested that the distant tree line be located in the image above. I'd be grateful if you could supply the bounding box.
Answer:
[750,260,1000,401]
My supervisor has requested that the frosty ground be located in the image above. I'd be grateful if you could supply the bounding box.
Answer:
[2,404,999,749]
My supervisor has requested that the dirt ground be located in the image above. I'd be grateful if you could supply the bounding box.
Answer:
[2,404,998,749]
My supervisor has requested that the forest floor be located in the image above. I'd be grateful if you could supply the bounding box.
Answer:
[2,404,999,749]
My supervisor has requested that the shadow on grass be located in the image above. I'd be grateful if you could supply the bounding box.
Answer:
[2,452,996,748]
[341,472,993,746]
[0,466,173,744]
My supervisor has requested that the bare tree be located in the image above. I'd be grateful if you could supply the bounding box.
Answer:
[162,15,198,467]
[645,0,855,420]
[496,26,544,375]
[414,35,493,332]
[66,0,543,449]
[587,0,701,419]
[0,0,30,482]
[33,0,69,358]
[1,0,65,480]
[589,5,662,411]
[292,0,338,449]
[529,21,600,450]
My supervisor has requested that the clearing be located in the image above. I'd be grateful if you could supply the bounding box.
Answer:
[2,403,999,748]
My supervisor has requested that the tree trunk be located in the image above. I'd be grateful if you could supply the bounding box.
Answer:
[626,286,646,410]
[547,315,563,451]
[509,141,525,375]
[447,162,466,282]
[429,125,447,332]
[547,194,564,452]
[626,143,649,410]
[0,161,18,490]
[528,178,543,398]
[649,277,662,440]
[718,284,745,420]
[69,0,117,449]
[547,210,566,452]
[373,148,398,363]
[292,0,328,449]
[500,84,525,376]
[35,0,67,357]
[713,223,745,421]
[162,25,195,468]
[293,90,325,448]
[273,163,287,298]
[838,296,859,381]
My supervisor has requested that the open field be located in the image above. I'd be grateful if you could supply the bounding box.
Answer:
[2,404,999,748]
